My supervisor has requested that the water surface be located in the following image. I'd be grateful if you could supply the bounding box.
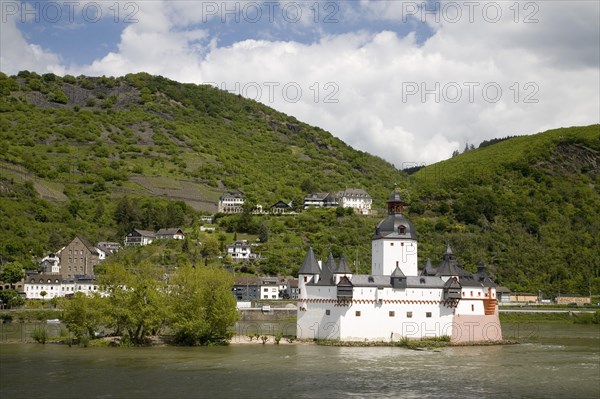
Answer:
[1,324,598,398]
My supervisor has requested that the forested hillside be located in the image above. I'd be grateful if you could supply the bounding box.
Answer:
[1,71,598,295]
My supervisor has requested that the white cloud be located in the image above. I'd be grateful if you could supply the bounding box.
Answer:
[1,0,598,166]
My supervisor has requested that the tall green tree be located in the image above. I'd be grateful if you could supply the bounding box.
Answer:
[169,264,238,345]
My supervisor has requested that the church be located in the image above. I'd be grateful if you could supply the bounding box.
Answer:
[297,189,502,343]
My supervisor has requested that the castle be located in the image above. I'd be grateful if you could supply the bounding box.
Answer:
[297,189,502,343]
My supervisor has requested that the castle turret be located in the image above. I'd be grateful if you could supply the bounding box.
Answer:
[316,253,336,286]
[298,247,321,303]
[333,254,352,284]
[371,188,418,276]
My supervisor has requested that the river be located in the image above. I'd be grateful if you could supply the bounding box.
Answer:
[0,323,598,398]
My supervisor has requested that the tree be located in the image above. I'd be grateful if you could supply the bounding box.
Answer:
[169,265,238,345]
[0,262,25,289]
[201,236,221,262]
[0,289,23,309]
[99,261,169,344]
[258,222,269,243]
[60,292,105,340]
[40,291,47,303]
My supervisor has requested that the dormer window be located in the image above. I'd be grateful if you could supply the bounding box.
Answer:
[398,225,406,234]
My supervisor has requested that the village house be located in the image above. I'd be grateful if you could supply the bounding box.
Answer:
[227,240,254,262]
[156,228,185,240]
[39,253,61,274]
[270,200,294,214]
[124,229,156,246]
[303,189,372,214]
[96,242,121,254]
[24,274,101,299]
[218,192,245,214]
[337,188,372,215]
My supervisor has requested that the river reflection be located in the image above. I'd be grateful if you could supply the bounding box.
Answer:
[1,323,598,399]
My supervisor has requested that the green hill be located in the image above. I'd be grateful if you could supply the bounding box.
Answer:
[0,71,401,262]
[1,71,598,296]
[409,125,600,295]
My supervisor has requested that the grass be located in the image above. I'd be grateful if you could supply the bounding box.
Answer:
[499,312,600,324]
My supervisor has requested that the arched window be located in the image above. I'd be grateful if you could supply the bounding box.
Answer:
[398,225,406,234]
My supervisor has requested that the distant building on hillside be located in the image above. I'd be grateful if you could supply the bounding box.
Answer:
[270,200,294,214]
[156,228,185,240]
[40,253,61,274]
[218,192,245,214]
[58,237,101,278]
[96,242,121,254]
[303,189,372,214]
[227,240,254,262]
[124,229,156,246]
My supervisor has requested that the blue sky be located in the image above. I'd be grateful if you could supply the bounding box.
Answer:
[1,1,599,165]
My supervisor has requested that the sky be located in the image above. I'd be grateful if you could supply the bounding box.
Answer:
[1,0,599,167]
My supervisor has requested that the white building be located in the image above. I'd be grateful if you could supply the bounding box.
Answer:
[24,274,101,299]
[218,192,245,213]
[337,188,372,215]
[156,228,185,240]
[303,189,372,214]
[227,240,253,262]
[297,189,502,344]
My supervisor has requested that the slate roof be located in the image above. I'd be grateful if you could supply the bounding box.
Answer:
[298,247,321,275]
[372,213,418,240]
[76,236,100,256]
[156,228,184,236]
[334,254,352,274]
[435,244,471,277]
[420,258,437,276]
[133,229,156,237]
[349,275,392,288]
[391,265,406,277]
[316,253,336,285]
[406,276,446,289]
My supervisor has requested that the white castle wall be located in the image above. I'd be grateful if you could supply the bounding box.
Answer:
[372,239,418,276]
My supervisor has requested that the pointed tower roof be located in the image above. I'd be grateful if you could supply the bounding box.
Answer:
[299,247,321,275]
[474,260,497,287]
[420,258,437,276]
[334,254,352,274]
[391,265,406,277]
[436,244,470,277]
[317,252,336,285]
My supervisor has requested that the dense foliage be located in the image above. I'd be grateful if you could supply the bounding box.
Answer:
[0,71,598,297]
[60,261,237,345]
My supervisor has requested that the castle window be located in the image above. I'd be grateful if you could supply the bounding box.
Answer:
[471,304,475,312]
[398,225,406,234]
[355,311,361,317]
[426,312,432,318]
[303,276,307,282]
[389,311,395,317]
[326,310,331,316]
[390,243,394,246]
[406,311,413,318]
[470,291,473,297]
[478,292,481,297]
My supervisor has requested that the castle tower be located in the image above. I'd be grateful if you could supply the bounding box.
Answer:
[371,188,418,276]
[298,247,321,303]
[333,254,352,284]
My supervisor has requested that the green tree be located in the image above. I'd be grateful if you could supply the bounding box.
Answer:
[201,236,221,262]
[99,261,168,344]
[60,292,105,340]
[0,289,23,309]
[258,222,269,243]
[169,265,238,345]
[0,262,25,289]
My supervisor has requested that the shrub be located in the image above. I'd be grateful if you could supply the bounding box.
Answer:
[31,326,48,344]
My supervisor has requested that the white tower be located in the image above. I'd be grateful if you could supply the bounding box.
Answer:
[371,189,418,276]
[297,247,321,306]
